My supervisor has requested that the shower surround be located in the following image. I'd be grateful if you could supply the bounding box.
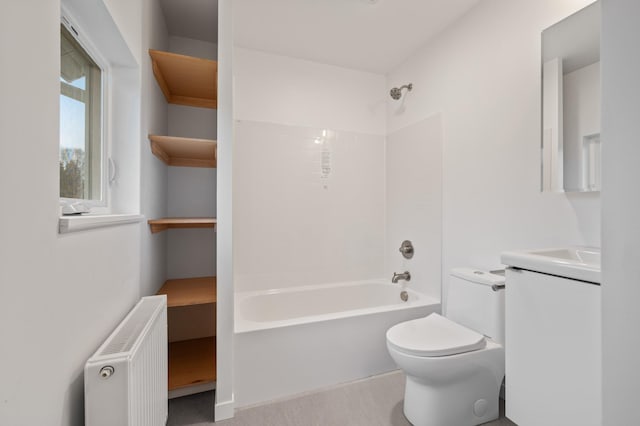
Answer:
[234,120,386,292]
[232,48,443,407]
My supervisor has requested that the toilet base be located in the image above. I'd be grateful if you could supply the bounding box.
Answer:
[403,374,500,426]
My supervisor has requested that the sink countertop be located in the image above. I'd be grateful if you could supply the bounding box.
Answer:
[501,247,601,284]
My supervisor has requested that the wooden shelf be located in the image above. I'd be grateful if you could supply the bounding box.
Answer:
[149,49,217,109]
[149,49,218,397]
[149,135,217,168]
[148,217,216,233]
[157,277,217,307]
[168,337,216,390]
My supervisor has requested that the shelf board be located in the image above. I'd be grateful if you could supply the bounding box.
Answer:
[149,135,217,168]
[148,217,216,233]
[157,277,217,307]
[149,49,217,109]
[169,337,216,391]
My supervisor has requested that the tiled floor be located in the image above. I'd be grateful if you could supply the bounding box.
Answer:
[167,371,516,426]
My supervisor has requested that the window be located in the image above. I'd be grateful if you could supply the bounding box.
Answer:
[59,23,104,204]
[57,0,143,232]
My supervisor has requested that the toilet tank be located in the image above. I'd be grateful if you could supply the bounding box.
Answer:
[446,268,505,345]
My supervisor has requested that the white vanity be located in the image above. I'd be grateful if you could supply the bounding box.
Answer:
[501,247,601,426]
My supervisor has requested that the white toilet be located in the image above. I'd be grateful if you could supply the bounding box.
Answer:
[386,268,505,426]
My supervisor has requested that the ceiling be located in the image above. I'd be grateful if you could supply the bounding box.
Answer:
[160,0,218,44]
[233,0,480,74]
[158,0,479,74]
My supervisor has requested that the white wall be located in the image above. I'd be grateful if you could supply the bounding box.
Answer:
[169,35,218,61]
[385,114,443,299]
[102,0,143,64]
[386,0,601,305]
[168,104,217,139]
[140,0,169,296]
[234,121,385,292]
[0,0,144,425]
[215,0,234,418]
[234,48,386,135]
[233,48,387,292]
[601,0,640,424]
[166,36,218,280]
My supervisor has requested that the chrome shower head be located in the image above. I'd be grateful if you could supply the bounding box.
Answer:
[390,83,413,100]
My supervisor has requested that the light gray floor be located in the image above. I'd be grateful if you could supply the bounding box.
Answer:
[167,371,516,426]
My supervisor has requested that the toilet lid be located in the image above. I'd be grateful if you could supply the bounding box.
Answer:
[386,313,486,357]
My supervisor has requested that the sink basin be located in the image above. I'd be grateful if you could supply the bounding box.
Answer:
[501,247,601,284]
[529,248,600,266]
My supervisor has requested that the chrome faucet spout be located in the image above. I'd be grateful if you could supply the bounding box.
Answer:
[392,271,411,284]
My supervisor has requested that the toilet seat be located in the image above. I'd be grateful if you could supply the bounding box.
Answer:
[387,313,486,357]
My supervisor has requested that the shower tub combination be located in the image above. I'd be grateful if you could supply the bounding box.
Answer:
[234,279,440,407]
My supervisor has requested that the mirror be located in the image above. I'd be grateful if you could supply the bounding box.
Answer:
[541,1,601,192]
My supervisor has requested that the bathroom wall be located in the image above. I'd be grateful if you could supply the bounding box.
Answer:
[234,48,386,135]
[233,48,387,292]
[0,0,145,424]
[601,0,640,423]
[216,0,234,417]
[386,0,600,304]
[166,36,217,280]
[140,0,169,296]
[385,114,443,300]
[169,35,218,60]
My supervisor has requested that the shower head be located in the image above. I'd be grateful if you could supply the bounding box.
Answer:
[390,83,413,100]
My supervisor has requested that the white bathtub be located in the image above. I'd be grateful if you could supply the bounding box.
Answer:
[234,280,440,407]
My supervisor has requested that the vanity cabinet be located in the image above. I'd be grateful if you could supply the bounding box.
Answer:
[505,268,601,426]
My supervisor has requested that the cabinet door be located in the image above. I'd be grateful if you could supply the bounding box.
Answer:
[505,268,601,426]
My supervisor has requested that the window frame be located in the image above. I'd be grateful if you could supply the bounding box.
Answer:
[59,9,111,214]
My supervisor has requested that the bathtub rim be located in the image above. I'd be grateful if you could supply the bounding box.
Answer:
[234,279,440,334]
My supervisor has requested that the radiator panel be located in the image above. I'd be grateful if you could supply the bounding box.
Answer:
[85,295,168,426]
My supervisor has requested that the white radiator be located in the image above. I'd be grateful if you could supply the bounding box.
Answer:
[85,295,168,426]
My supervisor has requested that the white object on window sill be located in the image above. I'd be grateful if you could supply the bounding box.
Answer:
[61,201,92,215]
[59,214,144,234]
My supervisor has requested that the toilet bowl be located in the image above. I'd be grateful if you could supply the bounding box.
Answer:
[386,268,506,426]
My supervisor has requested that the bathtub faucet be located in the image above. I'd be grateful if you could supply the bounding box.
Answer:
[392,271,411,284]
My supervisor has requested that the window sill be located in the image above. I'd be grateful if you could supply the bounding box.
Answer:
[59,213,144,234]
